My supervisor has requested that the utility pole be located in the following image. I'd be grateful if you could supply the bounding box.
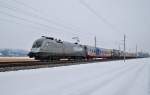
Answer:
[118,44,121,51]
[123,34,126,62]
[94,36,97,48]
[136,44,138,57]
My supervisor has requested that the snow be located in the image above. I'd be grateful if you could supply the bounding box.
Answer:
[0,58,150,95]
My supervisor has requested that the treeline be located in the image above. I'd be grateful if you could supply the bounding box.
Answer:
[0,49,29,57]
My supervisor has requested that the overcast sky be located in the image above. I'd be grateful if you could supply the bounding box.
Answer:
[0,0,150,53]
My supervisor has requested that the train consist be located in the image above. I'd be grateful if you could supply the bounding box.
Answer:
[28,36,149,60]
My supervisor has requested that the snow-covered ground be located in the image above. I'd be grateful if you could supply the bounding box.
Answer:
[0,58,150,95]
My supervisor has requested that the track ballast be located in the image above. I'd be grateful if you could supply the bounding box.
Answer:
[0,59,120,72]
[0,58,137,72]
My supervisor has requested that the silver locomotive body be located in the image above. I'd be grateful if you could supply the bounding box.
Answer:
[28,37,86,60]
[28,36,141,61]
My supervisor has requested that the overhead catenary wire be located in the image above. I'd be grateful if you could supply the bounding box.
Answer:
[6,0,82,34]
[9,0,97,40]
[0,17,57,35]
[0,10,74,34]
[80,0,126,49]
[80,0,121,34]
[1,0,109,46]
[0,2,79,37]
[0,1,96,44]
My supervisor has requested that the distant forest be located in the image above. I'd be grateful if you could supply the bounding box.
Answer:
[0,49,29,57]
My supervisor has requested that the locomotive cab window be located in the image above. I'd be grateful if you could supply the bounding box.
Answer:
[32,40,43,48]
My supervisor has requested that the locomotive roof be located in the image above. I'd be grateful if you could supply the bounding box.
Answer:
[38,37,83,46]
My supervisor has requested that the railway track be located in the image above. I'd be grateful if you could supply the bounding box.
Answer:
[0,58,136,72]
[0,59,116,72]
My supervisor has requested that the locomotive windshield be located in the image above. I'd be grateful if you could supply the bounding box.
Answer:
[32,39,44,48]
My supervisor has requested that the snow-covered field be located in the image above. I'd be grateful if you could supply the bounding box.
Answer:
[0,58,150,95]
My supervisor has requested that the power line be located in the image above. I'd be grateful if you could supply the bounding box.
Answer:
[0,11,59,32]
[0,10,79,37]
[1,0,102,45]
[80,0,120,33]
[0,1,79,36]
[10,0,82,34]
[80,0,126,49]
[11,0,98,40]
[0,17,56,35]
